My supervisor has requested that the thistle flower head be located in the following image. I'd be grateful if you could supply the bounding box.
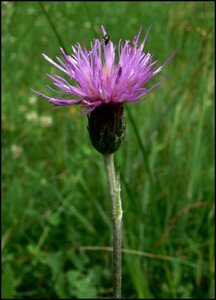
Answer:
[32,26,176,154]
[32,26,176,113]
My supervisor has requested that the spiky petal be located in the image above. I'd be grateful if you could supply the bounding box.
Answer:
[32,26,176,112]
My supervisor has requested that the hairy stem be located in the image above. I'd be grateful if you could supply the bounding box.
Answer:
[104,153,122,299]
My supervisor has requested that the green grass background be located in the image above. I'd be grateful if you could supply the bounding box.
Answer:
[2,1,214,299]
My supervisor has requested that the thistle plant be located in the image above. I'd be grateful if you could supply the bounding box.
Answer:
[32,25,176,299]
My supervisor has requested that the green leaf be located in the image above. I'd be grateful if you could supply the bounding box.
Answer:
[47,213,61,226]
[66,270,97,298]
[54,273,70,299]
[66,270,81,286]
[40,251,64,280]
[75,276,97,298]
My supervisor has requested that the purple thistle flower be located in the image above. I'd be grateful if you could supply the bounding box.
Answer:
[32,26,176,113]
[32,26,176,154]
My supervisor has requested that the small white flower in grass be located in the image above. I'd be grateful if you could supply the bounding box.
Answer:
[40,177,48,186]
[130,17,137,24]
[9,36,15,43]
[84,21,91,28]
[40,115,53,127]
[19,105,27,112]
[25,111,38,122]
[11,144,23,159]
[28,95,37,105]
[27,7,36,15]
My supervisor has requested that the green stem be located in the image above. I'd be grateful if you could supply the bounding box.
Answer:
[104,153,122,299]
[126,107,153,185]
[38,2,67,52]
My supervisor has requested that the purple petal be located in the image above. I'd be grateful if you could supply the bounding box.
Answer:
[133,26,143,45]
[31,89,81,106]
[153,49,178,75]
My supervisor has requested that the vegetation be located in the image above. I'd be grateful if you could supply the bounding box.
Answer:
[2,1,214,299]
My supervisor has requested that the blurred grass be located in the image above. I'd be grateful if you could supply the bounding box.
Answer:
[2,1,214,299]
